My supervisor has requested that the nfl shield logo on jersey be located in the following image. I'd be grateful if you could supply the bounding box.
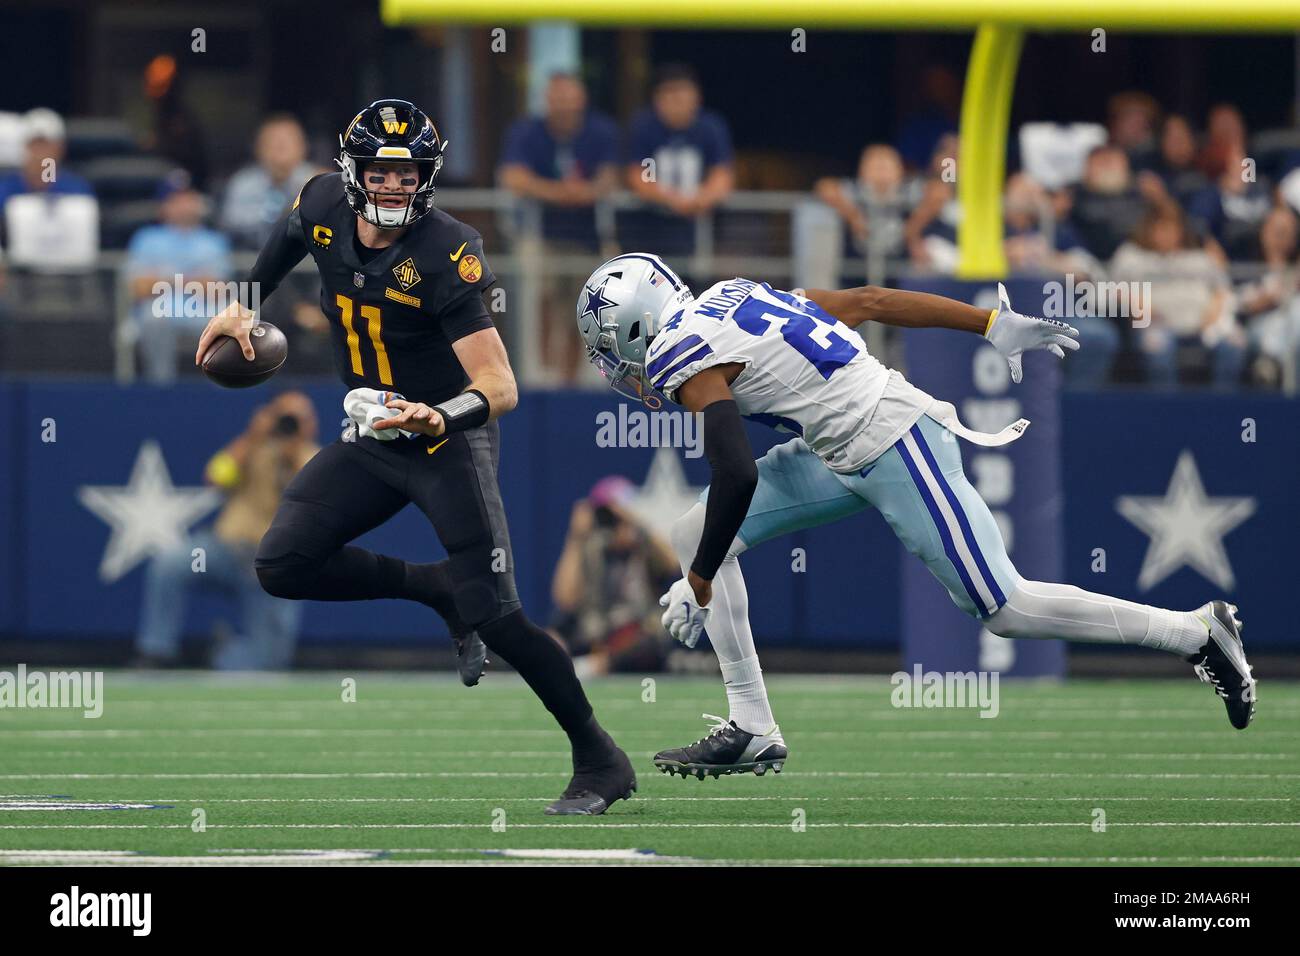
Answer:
[353,272,365,288]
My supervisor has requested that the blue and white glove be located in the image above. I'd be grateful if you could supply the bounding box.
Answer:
[985,282,1081,384]
[659,577,711,648]
[343,388,413,440]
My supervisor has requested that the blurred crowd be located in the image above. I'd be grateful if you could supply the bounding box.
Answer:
[2,67,1299,390]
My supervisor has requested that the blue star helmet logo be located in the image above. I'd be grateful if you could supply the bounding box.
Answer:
[580,278,617,324]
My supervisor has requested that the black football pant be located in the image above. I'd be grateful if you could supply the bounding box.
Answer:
[255,424,607,750]
[256,423,519,628]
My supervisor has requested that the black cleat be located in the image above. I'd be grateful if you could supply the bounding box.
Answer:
[654,714,788,778]
[1187,601,1257,730]
[545,746,637,816]
[452,631,487,687]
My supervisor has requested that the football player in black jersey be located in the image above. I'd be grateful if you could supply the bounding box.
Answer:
[195,99,635,815]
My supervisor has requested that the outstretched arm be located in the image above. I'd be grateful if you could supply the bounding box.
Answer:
[804,285,991,332]
[805,282,1080,384]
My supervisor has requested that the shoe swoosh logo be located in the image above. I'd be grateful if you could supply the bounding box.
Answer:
[449,241,468,262]
[427,438,449,455]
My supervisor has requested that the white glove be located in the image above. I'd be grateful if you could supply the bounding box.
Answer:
[343,388,412,440]
[658,577,711,648]
[985,282,1081,384]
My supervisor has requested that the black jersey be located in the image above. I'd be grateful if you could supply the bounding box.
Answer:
[245,172,496,404]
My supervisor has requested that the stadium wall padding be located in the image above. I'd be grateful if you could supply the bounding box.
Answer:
[0,380,1294,651]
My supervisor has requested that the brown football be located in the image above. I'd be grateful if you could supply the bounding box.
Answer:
[201,322,288,388]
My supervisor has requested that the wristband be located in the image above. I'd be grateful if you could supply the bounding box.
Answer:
[432,389,490,433]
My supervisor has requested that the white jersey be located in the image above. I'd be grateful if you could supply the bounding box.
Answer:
[644,278,934,474]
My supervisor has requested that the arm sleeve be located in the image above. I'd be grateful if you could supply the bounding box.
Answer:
[690,399,758,581]
[441,289,496,344]
[241,202,308,308]
[436,231,497,332]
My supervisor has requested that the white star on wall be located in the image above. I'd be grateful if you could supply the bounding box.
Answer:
[627,447,704,528]
[1115,450,1255,592]
[77,440,223,583]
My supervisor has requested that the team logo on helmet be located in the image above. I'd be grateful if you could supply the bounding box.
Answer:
[578,278,617,324]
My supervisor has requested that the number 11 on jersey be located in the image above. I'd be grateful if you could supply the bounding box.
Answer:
[336,294,393,385]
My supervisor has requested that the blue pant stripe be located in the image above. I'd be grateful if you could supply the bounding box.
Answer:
[909,423,1007,609]
[897,436,987,616]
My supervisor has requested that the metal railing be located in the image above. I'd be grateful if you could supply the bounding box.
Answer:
[69,187,1300,393]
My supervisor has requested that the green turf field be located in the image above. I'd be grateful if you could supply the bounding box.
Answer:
[0,672,1296,866]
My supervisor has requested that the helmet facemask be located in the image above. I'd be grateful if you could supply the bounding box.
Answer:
[339,153,441,229]
[586,332,666,411]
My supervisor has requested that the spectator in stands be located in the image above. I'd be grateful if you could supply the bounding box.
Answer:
[1202,103,1249,166]
[1111,202,1245,388]
[814,144,921,263]
[220,113,318,249]
[1150,114,1209,207]
[0,109,98,265]
[1236,205,1300,388]
[135,392,319,670]
[1002,173,1118,387]
[125,170,232,383]
[500,73,619,246]
[905,133,962,271]
[550,476,679,676]
[1107,91,1161,172]
[623,64,735,257]
[1187,142,1273,261]
[499,72,619,382]
[1066,145,1149,261]
[0,109,94,210]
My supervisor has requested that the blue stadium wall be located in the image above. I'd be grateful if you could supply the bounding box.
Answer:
[0,379,1295,652]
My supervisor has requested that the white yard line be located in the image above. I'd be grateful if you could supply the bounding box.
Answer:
[2,770,1297,780]
[34,795,1288,804]
[0,729,1288,740]
[1,821,1297,830]
[11,749,1292,761]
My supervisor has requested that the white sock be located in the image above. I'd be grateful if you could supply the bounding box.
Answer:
[986,580,1208,657]
[670,503,776,735]
[719,653,775,736]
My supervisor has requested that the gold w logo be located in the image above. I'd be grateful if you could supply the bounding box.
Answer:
[383,120,408,134]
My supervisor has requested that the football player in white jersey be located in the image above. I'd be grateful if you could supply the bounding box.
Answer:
[576,253,1257,777]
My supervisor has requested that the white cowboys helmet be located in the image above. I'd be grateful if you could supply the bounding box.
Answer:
[576,253,694,408]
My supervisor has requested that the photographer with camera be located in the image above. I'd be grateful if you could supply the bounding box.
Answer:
[133,391,320,669]
[550,476,680,676]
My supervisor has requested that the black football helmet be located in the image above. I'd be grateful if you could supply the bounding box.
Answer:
[337,98,446,228]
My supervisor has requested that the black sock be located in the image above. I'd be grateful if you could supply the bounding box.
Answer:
[477,610,613,760]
